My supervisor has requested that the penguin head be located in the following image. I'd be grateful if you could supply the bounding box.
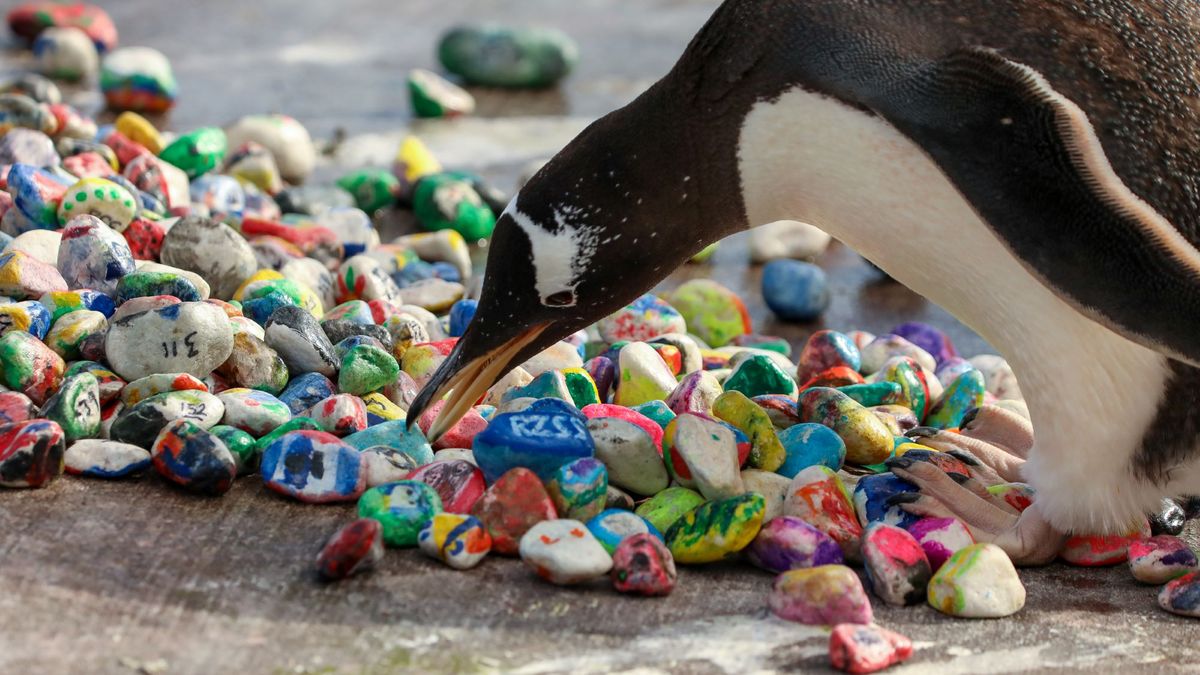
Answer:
[406,120,718,441]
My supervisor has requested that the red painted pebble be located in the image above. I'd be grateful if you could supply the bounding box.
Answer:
[469,467,557,555]
[1061,519,1151,567]
[0,419,65,488]
[862,523,931,606]
[416,399,488,450]
[405,459,486,513]
[611,532,677,596]
[829,624,914,674]
[1128,535,1198,584]
[316,518,385,580]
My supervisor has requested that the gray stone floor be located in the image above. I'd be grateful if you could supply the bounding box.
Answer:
[1,1,1198,673]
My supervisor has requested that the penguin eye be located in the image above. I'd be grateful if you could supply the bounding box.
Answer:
[544,290,576,307]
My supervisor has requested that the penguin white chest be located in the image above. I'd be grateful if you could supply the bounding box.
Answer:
[736,87,1184,532]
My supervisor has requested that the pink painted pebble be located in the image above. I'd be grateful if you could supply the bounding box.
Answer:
[746,515,844,573]
[829,624,914,674]
[769,565,873,625]
[1061,519,1151,567]
[316,518,385,580]
[783,465,864,561]
[305,393,368,436]
[862,523,931,606]
[611,532,677,596]
[904,517,975,572]
[1128,535,1197,584]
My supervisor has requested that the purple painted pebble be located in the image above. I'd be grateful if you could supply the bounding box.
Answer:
[746,515,844,573]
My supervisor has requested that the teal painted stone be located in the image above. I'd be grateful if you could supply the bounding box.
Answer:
[777,423,847,477]
[630,399,675,430]
[438,25,578,88]
[587,509,663,555]
[838,381,904,408]
[343,420,434,465]
[925,370,987,430]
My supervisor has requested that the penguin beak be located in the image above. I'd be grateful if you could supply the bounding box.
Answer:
[406,323,549,443]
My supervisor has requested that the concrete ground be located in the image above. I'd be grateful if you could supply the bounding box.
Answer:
[2,1,1199,673]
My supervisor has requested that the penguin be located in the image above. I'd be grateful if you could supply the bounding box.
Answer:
[407,0,1200,564]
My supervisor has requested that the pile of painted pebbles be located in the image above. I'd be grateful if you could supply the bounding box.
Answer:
[2,6,1198,675]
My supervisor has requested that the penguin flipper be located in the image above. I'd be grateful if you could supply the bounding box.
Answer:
[878,47,1200,365]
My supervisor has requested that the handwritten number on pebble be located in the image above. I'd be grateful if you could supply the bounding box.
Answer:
[162,331,201,358]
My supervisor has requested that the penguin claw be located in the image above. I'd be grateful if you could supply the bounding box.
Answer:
[890,456,1065,565]
[913,429,1026,482]
[959,404,1035,459]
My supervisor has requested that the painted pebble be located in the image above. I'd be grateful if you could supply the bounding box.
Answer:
[784,466,864,561]
[405,459,487,514]
[635,486,706,534]
[471,408,594,483]
[0,419,65,488]
[762,259,830,321]
[218,388,292,436]
[747,516,844,573]
[666,493,766,564]
[769,565,873,625]
[418,512,492,570]
[63,438,150,478]
[611,533,677,596]
[587,508,663,554]
[360,445,419,487]
[37,371,99,442]
[663,413,745,501]
[316,518,384,581]
[829,624,914,674]
[105,301,234,381]
[358,480,443,547]
[712,390,786,472]
[587,416,667,496]
[519,519,612,585]
[470,467,558,555]
[927,543,1025,618]
[150,419,236,496]
[777,423,846,477]
[1128,535,1198,584]
[904,517,975,572]
[862,523,932,607]
[260,430,366,503]
[109,389,223,449]
[1158,571,1200,618]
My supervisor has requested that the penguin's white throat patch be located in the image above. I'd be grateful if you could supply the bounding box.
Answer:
[504,199,600,308]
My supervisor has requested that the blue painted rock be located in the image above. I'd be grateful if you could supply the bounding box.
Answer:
[1159,571,1200,618]
[447,298,477,337]
[587,508,663,554]
[853,473,920,530]
[343,420,434,465]
[0,419,65,487]
[64,438,150,478]
[150,419,236,495]
[418,512,492,570]
[260,430,366,503]
[278,372,336,414]
[472,409,594,483]
[1128,536,1198,584]
[769,565,873,625]
[762,259,829,321]
[611,532,676,596]
[519,519,612,585]
[546,457,608,521]
[747,516,845,573]
[405,458,486,513]
[777,423,847,477]
[358,480,443,547]
[0,300,52,339]
[316,518,384,580]
[862,523,932,607]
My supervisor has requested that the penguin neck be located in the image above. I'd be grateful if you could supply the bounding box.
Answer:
[736,86,1180,532]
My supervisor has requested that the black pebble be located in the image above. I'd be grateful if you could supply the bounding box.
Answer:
[320,319,394,351]
[1149,497,1187,536]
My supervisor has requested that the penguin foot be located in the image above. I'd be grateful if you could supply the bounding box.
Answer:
[906,419,1027,483]
[885,455,1065,565]
[960,405,1035,459]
